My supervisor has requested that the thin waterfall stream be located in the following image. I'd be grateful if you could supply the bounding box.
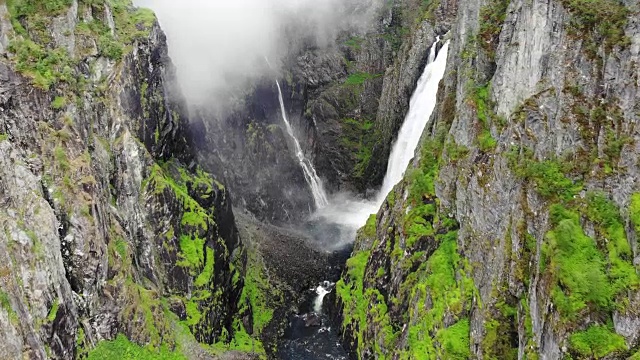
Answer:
[274,80,330,209]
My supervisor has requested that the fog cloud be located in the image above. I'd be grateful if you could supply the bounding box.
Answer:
[134,0,380,106]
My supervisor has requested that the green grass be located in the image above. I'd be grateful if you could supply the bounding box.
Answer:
[87,334,187,360]
[436,319,471,359]
[569,325,626,358]
[47,298,59,322]
[8,39,73,90]
[630,193,640,235]
[344,72,381,86]
[507,147,583,201]
[176,235,205,272]
[51,96,66,109]
[544,205,613,319]
[114,237,128,259]
[344,37,364,50]
[363,214,377,238]
[0,290,18,324]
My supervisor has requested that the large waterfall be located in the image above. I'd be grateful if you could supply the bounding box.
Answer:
[275,80,330,209]
[377,38,450,203]
[311,38,450,250]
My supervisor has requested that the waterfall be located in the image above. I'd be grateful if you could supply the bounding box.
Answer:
[275,80,330,209]
[313,281,334,313]
[377,39,450,203]
[309,38,450,250]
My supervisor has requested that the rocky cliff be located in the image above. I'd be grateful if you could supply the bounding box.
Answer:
[189,0,459,224]
[0,1,268,358]
[338,0,640,359]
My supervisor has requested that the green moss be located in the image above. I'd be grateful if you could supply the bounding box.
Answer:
[363,214,377,238]
[569,325,626,358]
[544,205,613,319]
[436,319,471,359]
[47,298,59,322]
[344,72,381,86]
[184,299,201,327]
[114,237,128,259]
[584,193,638,296]
[469,84,499,151]
[0,290,18,325]
[181,211,208,231]
[211,250,271,357]
[336,250,370,329]
[507,147,583,201]
[194,248,214,288]
[0,133,8,142]
[630,193,640,235]
[51,96,66,109]
[87,334,187,360]
[176,235,205,272]
[340,117,377,183]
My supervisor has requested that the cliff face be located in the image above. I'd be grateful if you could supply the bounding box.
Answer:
[190,0,459,223]
[338,0,640,358]
[0,1,253,358]
[283,0,458,193]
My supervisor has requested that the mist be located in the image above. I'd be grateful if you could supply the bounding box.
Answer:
[134,0,381,106]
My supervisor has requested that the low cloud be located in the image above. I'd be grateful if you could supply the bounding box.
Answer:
[134,0,380,106]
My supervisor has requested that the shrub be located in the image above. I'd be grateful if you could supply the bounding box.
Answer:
[569,325,626,358]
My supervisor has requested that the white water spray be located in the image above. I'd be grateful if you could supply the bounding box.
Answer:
[275,80,330,209]
[377,39,450,202]
[313,281,334,313]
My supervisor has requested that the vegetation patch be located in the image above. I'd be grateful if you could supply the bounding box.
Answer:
[560,0,629,52]
[344,72,381,86]
[340,117,377,184]
[87,334,187,360]
[507,147,583,201]
[436,319,471,359]
[47,298,60,322]
[478,0,511,59]
[569,325,626,358]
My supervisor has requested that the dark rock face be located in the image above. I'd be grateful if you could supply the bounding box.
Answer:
[0,1,245,358]
[193,80,315,225]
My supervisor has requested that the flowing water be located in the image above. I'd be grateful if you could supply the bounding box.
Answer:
[282,38,450,359]
[377,38,450,202]
[275,80,330,209]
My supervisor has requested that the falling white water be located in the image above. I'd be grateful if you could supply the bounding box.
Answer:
[310,38,450,249]
[377,39,450,203]
[275,80,330,209]
[313,281,334,313]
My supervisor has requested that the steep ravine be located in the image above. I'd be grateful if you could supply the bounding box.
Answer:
[337,0,640,359]
[4,0,640,359]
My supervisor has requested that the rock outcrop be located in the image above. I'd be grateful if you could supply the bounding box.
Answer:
[0,1,253,358]
[337,0,640,358]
